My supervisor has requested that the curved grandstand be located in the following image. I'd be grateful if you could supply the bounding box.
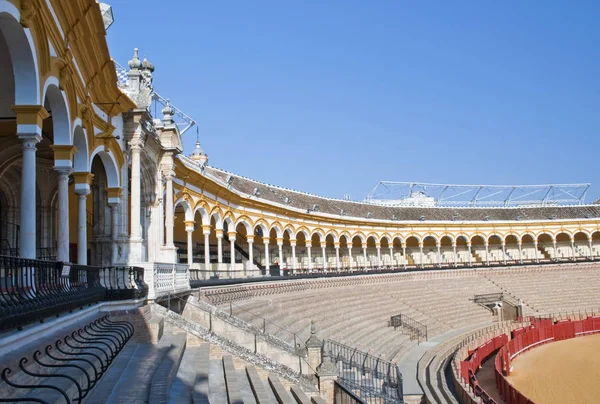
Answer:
[1,1,599,404]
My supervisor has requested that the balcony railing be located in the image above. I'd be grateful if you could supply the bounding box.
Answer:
[137,262,190,300]
[0,256,147,331]
[324,339,404,404]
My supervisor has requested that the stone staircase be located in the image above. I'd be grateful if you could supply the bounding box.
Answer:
[0,309,325,404]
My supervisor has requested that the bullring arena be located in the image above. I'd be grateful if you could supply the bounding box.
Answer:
[0,0,599,403]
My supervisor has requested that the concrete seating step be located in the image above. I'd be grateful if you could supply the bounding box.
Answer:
[268,374,295,404]
[208,359,228,404]
[149,332,187,404]
[102,343,169,403]
[236,368,257,404]
[84,342,140,404]
[246,365,275,404]
[168,345,203,404]
[222,355,244,404]
[290,385,311,404]
[192,343,211,404]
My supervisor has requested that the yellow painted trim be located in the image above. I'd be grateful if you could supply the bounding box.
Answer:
[11,105,49,127]
[73,172,94,185]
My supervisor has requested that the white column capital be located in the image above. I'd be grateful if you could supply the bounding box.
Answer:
[18,132,42,149]
[54,166,73,176]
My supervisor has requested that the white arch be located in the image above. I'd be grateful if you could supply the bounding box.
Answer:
[210,210,223,230]
[0,2,40,105]
[295,228,310,240]
[89,146,120,188]
[224,216,236,233]
[42,76,71,145]
[269,223,284,238]
[72,122,88,172]
[173,198,194,222]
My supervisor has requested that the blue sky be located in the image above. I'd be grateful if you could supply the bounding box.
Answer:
[106,1,600,202]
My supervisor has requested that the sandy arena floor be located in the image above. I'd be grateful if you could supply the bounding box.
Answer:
[507,333,600,404]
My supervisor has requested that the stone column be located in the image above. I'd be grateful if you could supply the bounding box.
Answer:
[321,243,327,271]
[185,221,195,266]
[13,105,48,259]
[75,190,89,265]
[570,240,575,260]
[129,137,144,261]
[589,239,594,260]
[247,235,254,272]
[202,225,211,271]
[109,202,120,264]
[484,242,490,265]
[402,245,407,269]
[307,245,312,272]
[518,241,523,263]
[73,172,93,265]
[553,240,557,261]
[228,231,237,270]
[389,246,394,268]
[107,188,121,265]
[277,238,284,276]
[534,241,540,263]
[419,243,424,268]
[502,242,507,265]
[436,244,441,267]
[290,239,297,274]
[163,170,175,248]
[348,246,353,271]
[362,245,368,270]
[452,243,457,267]
[467,243,472,266]
[264,240,270,273]
[334,242,340,271]
[216,229,224,265]
[54,166,72,262]
[376,244,381,267]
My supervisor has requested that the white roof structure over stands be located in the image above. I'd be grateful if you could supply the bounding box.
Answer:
[365,182,591,207]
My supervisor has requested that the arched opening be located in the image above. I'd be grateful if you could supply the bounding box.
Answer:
[90,155,111,266]
[537,233,554,261]
[573,232,590,259]
[470,235,486,265]
[296,231,309,272]
[488,235,504,264]
[505,235,520,262]
[422,236,438,266]
[339,236,350,270]
[0,5,42,260]
[555,232,572,260]
[366,236,377,268]
[380,237,391,267]
[592,232,600,258]
[405,236,420,267]
[456,235,470,265]
[440,236,453,265]
[392,237,404,267]
[521,234,536,262]
[351,235,364,269]
[311,233,323,271]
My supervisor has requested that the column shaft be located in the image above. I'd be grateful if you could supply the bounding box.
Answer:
[56,169,71,262]
[76,192,89,265]
[20,138,40,258]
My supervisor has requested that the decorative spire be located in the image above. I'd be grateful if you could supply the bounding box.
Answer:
[128,48,141,70]
[162,99,174,124]
[190,127,209,166]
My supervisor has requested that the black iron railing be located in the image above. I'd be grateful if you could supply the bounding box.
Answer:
[324,339,404,404]
[389,314,427,342]
[0,315,133,403]
[0,256,147,331]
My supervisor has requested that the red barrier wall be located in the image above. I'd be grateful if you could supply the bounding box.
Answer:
[494,316,600,404]
[460,334,508,403]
